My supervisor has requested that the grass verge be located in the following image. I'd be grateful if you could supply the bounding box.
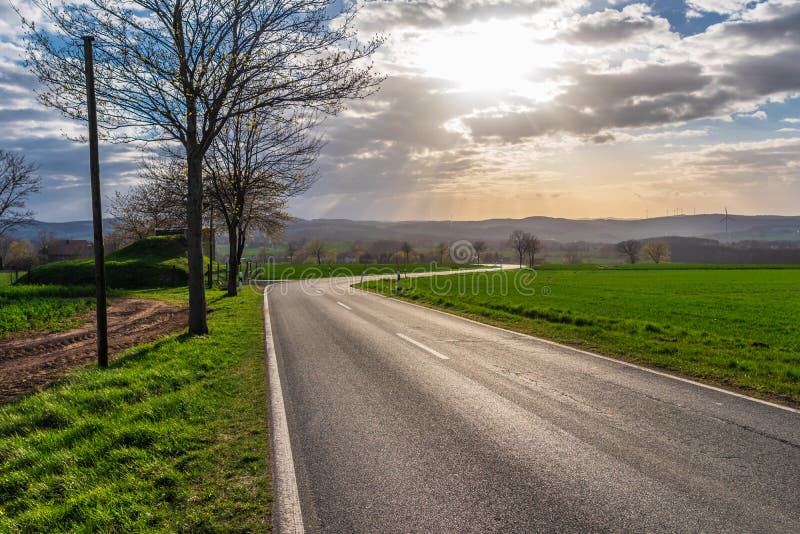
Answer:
[0,288,272,532]
[359,268,800,406]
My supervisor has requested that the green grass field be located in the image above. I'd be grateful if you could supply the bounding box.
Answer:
[360,266,800,405]
[0,272,15,286]
[253,262,484,280]
[0,288,272,532]
[0,285,97,339]
[22,236,190,289]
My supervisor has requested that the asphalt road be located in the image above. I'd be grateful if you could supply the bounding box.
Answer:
[266,276,800,533]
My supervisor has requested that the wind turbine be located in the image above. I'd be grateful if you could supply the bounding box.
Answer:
[721,207,732,233]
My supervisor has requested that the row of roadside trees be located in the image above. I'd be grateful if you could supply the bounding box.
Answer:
[23,0,384,334]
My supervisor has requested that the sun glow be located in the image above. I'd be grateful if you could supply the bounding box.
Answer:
[415,19,557,95]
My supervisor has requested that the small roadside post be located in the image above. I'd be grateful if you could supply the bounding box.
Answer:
[207,203,214,289]
[83,36,108,368]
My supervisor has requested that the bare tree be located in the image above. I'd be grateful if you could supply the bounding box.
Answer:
[642,240,670,263]
[107,157,186,242]
[308,240,326,265]
[510,230,526,268]
[369,240,399,263]
[25,0,383,334]
[473,240,487,263]
[617,240,641,264]
[436,242,448,264]
[205,110,319,296]
[523,233,541,267]
[400,241,413,264]
[565,244,582,264]
[0,151,40,239]
[286,241,302,264]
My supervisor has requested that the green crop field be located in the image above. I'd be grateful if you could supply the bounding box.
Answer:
[360,266,800,405]
[0,288,271,531]
[251,262,485,280]
[0,285,97,339]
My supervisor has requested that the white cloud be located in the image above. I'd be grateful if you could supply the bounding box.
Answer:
[660,137,800,180]
[685,0,751,15]
[741,110,768,119]
[559,4,676,47]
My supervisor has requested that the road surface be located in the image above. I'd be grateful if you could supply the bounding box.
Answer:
[264,275,800,533]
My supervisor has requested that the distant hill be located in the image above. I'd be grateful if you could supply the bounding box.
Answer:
[9,219,118,241]
[12,214,800,245]
[281,214,800,245]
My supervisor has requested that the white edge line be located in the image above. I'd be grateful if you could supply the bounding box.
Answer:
[397,332,450,360]
[360,288,798,415]
[263,287,306,533]
[336,301,352,311]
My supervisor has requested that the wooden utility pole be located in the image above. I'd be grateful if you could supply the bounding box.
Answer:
[83,36,108,368]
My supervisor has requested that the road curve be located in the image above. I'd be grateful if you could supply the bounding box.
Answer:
[265,276,800,533]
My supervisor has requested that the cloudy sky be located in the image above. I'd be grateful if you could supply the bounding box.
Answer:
[2,0,799,222]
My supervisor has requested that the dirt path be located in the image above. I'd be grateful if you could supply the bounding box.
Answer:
[0,298,188,404]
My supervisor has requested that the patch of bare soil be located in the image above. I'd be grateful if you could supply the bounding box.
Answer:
[0,298,188,404]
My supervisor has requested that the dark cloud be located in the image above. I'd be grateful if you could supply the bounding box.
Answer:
[462,39,800,143]
[560,6,668,45]
[463,62,729,141]
[724,49,800,95]
[563,62,713,105]
[589,132,615,144]
[715,5,800,43]
[355,0,562,31]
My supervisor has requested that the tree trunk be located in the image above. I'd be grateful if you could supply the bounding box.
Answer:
[518,251,523,268]
[227,224,239,297]
[186,146,208,334]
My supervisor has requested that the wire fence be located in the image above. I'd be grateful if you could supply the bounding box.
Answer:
[0,270,25,286]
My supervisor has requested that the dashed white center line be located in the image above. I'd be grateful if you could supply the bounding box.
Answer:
[337,301,352,311]
[396,333,450,360]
